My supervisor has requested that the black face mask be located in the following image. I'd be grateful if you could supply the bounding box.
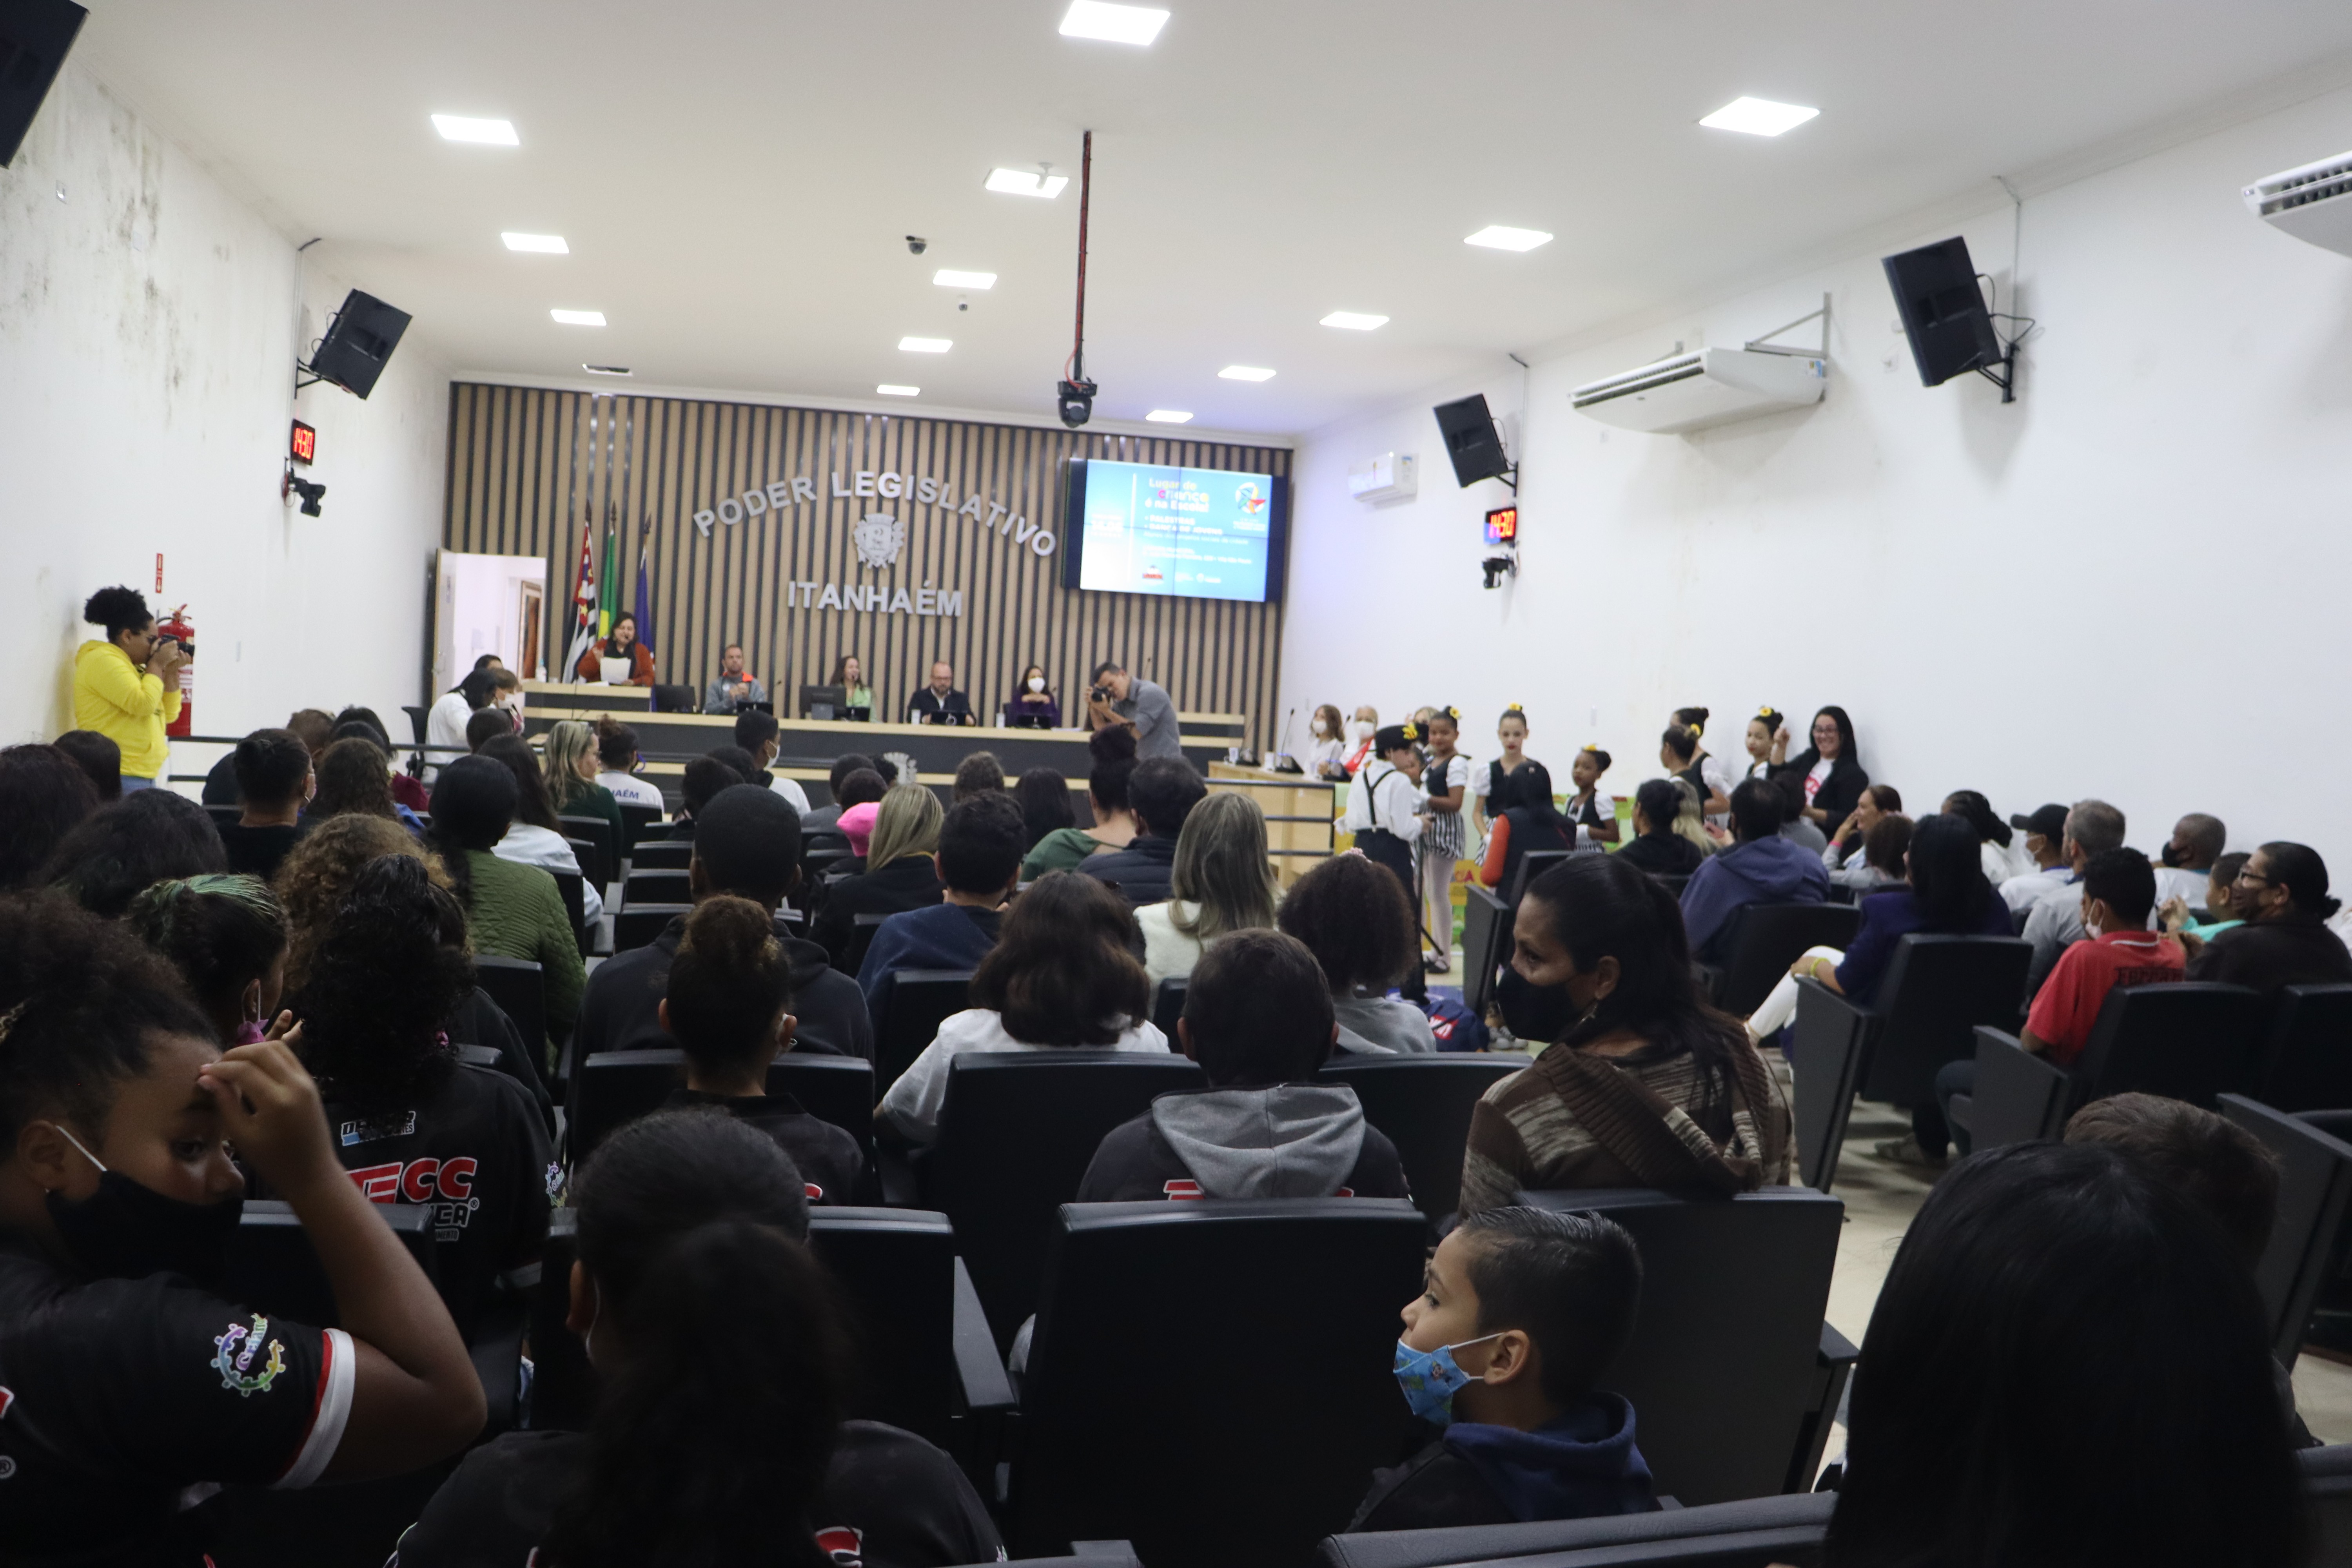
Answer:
[2160,842,2185,867]
[44,1130,243,1287]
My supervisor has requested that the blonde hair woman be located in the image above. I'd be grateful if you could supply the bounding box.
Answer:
[540,719,625,856]
[810,783,947,969]
[1137,792,1280,985]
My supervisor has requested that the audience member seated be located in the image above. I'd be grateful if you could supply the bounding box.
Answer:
[1775,774,1829,855]
[426,667,499,767]
[1084,757,1208,906]
[333,707,428,812]
[2187,841,2352,993]
[465,706,513,754]
[1821,783,1900,879]
[2162,850,2251,943]
[276,815,450,988]
[1611,778,1704,878]
[392,1110,1000,1568]
[426,756,586,1061]
[1941,789,2021,888]
[2151,811,2229,909]
[1667,777,1719,863]
[279,855,550,1342]
[1679,778,1831,963]
[125,874,288,1046]
[835,800,880,866]
[2022,799,2128,989]
[801,753,878,836]
[213,728,312,880]
[658,895,867,1203]
[820,766,889,847]
[1136,792,1281,985]
[1016,765,1076,850]
[731,708,813,812]
[707,743,767,791]
[1277,853,1437,1055]
[877,871,1167,1144]
[309,735,424,833]
[1771,704,1869,833]
[857,793,1024,1011]
[543,718,627,852]
[1822,1143,2299,1568]
[0,896,485,1564]
[1833,812,1913,894]
[1998,801,2073,913]
[1078,928,1407,1200]
[1477,760,1575,893]
[41,789,227,917]
[577,784,870,1060]
[50,729,121,802]
[0,742,98,889]
[810,784,945,967]
[1461,855,1789,1212]
[1350,1207,1655,1531]
[1023,726,1139,878]
[953,750,1004,800]
[478,735,602,922]
[593,717,664,809]
[665,754,749,843]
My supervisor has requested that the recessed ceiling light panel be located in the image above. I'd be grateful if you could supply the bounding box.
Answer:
[1699,96,1819,137]
[1145,409,1193,423]
[1320,311,1388,330]
[502,232,568,254]
[898,336,952,353]
[550,309,606,326]
[985,167,1071,198]
[1465,225,1553,252]
[933,269,997,290]
[432,114,517,145]
[877,384,921,397]
[1218,365,1275,382]
[1058,0,1170,45]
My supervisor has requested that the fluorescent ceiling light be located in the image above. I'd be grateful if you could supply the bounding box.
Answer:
[985,167,1070,198]
[1145,409,1193,423]
[432,114,517,145]
[502,232,568,254]
[1699,96,1818,137]
[583,365,632,377]
[1321,311,1388,330]
[1058,0,1169,45]
[1465,225,1553,252]
[1218,365,1275,382]
[877,384,921,397]
[933,269,997,290]
[550,309,606,326]
[898,336,951,353]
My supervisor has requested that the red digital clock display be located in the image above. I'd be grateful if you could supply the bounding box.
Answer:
[290,420,317,465]
[1483,505,1518,546]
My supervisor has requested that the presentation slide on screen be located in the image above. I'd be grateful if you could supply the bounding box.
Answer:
[1076,461,1276,602]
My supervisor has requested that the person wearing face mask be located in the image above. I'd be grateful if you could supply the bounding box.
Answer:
[1338,705,1380,777]
[1997,802,2073,915]
[2150,812,2229,910]
[1460,855,1789,1212]
[1302,703,1348,779]
[1002,662,1062,729]
[1349,1206,1656,1532]
[0,895,486,1566]
[2186,842,2352,994]
[126,875,289,1047]
[1768,706,1868,831]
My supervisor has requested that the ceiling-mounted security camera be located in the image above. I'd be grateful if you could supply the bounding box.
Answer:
[906,235,928,255]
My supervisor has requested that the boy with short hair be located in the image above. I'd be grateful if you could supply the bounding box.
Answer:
[1350,1205,1656,1531]
[217,726,312,879]
[855,792,1024,1011]
[1076,928,1408,1200]
[2022,847,2186,1065]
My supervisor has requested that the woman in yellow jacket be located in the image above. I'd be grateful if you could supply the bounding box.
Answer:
[73,587,188,789]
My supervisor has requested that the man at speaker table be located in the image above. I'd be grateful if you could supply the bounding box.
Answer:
[702,642,768,712]
[1087,659,1182,762]
[574,610,656,686]
[907,660,975,726]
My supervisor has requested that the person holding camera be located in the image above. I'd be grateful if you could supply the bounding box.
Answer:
[1086,660,1181,761]
[73,586,190,791]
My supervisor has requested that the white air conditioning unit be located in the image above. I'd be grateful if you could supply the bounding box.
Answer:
[1347,451,1417,503]
[2244,150,2352,258]
[1571,347,1826,435]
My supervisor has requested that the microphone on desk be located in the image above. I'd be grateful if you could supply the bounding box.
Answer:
[1269,706,1303,774]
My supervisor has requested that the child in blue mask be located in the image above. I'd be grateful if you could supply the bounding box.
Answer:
[1349,1205,1657,1532]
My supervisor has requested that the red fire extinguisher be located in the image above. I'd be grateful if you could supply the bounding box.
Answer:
[156,603,195,739]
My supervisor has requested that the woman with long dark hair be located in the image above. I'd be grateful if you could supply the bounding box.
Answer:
[478,734,601,922]
[427,755,584,1059]
[1459,854,1789,1211]
[1822,782,1902,880]
[1014,766,1076,850]
[1770,705,1868,831]
[1942,788,2021,887]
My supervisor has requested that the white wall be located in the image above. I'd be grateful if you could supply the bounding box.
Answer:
[1281,82,2352,871]
[0,60,447,775]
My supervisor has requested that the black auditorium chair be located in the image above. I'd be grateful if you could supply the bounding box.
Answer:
[557,815,615,888]
[1788,934,2030,1191]
[552,868,586,947]
[2255,984,2352,1114]
[1316,1054,1532,1223]
[922,1051,1204,1350]
[1653,873,1693,897]
[471,954,547,1069]
[1151,976,1187,1040]
[616,800,664,853]
[844,911,890,977]
[2223,1095,2352,1370]
[1515,1186,1852,1506]
[872,969,976,1095]
[625,866,693,906]
[1014,1198,1427,1568]
[1504,849,1571,909]
[1960,983,2268,1150]
[1316,1490,1837,1568]
[613,901,690,954]
[2305,1444,2352,1566]
[1460,884,1514,1019]
[221,1200,439,1331]
[1703,903,1861,1017]
[631,838,693,871]
[569,1048,874,1166]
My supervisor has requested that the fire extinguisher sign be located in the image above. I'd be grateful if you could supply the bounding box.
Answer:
[154,554,163,593]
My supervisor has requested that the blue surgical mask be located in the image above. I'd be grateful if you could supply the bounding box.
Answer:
[1392,1333,1501,1426]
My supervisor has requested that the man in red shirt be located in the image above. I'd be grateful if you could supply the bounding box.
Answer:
[2022,848,2187,1066]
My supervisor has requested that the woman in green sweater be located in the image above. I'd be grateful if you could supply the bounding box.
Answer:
[427,754,585,1065]
[542,719,625,855]
[1021,733,1139,880]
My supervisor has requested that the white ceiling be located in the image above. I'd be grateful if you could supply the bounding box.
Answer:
[75,0,2352,436]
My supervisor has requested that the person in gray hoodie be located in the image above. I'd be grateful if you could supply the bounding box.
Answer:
[1076,929,1409,1201]
[1678,778,1833,964]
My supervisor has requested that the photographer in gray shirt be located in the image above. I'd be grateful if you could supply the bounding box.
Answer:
[1087,660,1182,762]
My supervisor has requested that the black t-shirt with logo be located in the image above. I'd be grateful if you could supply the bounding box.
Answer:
[0,1238,354,1567]
[663,1089,869,1205]
[388,1421,1001,1568]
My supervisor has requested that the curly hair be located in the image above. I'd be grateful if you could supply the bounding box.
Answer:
[309,737,398,823]
[42,791,227,918]
[123,875,287,1040]
[1276,851,1416,995]
[81,585,152,639]
[291,855,472,1114]
[274,815,452,994]
[969,870,1150,1045]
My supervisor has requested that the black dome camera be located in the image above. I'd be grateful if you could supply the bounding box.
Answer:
[906,235,927,255]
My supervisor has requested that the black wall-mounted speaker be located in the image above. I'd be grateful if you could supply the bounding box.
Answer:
[309,290,413,400]
[1433,394,1511,488]
[0,0,87,169]
[1883,237,2004,387]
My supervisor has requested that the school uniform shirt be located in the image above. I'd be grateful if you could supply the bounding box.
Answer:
[663,1089,867,1205]
[494,822,603,923]
[595,769,665,810]
[574,910,872,1062]
[2026,930,2188,1066]
[390,1420,1001,1568]
[1076,1084,1409,1201]
[0,1237,355,1567]
[1348,1397,1657,1533]
[216,820,304,881]
[877,1008,1169,1143]
[1421,753,1471,861]
[1341,762,1424,846]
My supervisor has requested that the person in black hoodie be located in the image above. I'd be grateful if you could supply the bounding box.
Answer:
[1077,929,1408,1201]
[1080,757,1206,906]
[1350,1205,1656,1532]
[1610,779,1704,879]
[658,895,867,1204]
[576,784,875,1061]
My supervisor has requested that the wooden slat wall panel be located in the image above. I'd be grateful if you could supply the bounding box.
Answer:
[442,384,1293,751]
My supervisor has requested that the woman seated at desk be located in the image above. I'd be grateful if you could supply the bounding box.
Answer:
[575,611,656,686]
[829,653,874,720]
[1004,663,1061,729]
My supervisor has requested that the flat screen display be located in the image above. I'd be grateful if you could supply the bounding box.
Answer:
[1060,459,1288,603]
